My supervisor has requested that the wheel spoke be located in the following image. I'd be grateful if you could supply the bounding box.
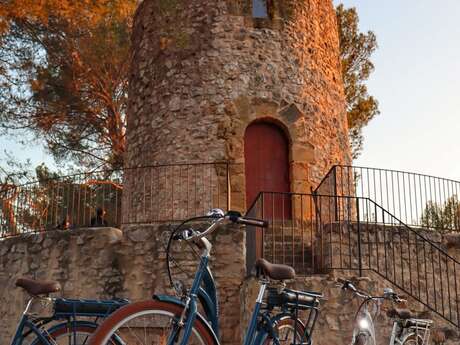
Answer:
[89,301,211,345]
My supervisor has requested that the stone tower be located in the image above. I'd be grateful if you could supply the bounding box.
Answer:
[124,1,351,343]
[126,0,351,213]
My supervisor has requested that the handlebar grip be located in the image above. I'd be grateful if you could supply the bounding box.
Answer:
[237,217,269,228]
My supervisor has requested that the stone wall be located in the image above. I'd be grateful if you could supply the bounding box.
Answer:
[0,228,123,341]
[0,226,459,344]
[0,225,245,344]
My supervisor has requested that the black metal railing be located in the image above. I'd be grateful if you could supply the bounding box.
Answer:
[245,191,318,275]
[122,162,231,224]
[0,169,123,236]
[316,165,460,232]
[0,162,232,237]
[246,191,460,328]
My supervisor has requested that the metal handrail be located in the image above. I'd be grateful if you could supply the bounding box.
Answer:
[246,191,460,328]
[315,165,460,232]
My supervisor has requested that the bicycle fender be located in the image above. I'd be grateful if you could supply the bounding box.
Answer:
[198,287,219,337]
[153,294,220,345]
[400,332,423,345]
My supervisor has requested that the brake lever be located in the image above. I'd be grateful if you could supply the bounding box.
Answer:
[173,228,195,241]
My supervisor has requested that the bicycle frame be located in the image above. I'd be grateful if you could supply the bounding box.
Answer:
[10,296,128,345]
[163,245,316,345]
[163,212,320,345]
[159,251,224,345]
[243,282,267,345]
[12,317,48,345]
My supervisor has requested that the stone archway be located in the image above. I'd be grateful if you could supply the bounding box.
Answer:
[226,96,316,212]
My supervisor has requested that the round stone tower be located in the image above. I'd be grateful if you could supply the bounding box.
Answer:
[123,2,351,344]
[127,0,351,212]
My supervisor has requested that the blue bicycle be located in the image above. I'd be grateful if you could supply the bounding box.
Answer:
[89,209,324,345]
[10,278,128,344]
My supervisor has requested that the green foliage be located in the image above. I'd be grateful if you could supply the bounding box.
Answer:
[336,4,379,159]
[421,196,460,232]
[0,1,136,170]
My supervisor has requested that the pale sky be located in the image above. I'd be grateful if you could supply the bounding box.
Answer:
[338,0,460,180]
[1,1,460,181]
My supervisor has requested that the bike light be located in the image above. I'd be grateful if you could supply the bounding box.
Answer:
[358,318,370,330]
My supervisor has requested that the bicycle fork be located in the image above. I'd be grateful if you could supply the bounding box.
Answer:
[168,256,209,345]
[389,322,399,345]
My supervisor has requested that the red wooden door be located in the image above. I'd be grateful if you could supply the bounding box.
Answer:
[245,122,290,267]
[245,122,291,218]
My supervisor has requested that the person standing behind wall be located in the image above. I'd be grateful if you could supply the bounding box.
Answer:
[90,207,108,227]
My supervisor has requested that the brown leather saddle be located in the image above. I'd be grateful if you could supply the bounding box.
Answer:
[255,258,296,280]
[387,307,413,320]
[16,278,61,296]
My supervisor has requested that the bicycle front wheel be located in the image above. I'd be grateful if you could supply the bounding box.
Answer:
[353,334,370,345]
[88,300,216,345]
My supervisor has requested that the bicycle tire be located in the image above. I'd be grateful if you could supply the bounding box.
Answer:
[353,333,369,345]
[29,321,122,345]
[88,300,217,345]
[255,316,307,345]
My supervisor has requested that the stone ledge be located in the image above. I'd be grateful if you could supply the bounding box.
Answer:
[0,227,123,248]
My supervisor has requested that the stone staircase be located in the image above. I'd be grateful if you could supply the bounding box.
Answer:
[262,220,320,275]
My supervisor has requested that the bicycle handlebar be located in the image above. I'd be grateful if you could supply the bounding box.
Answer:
[337,278,404,303]
[227,210,269,228]
[174,210,268,243]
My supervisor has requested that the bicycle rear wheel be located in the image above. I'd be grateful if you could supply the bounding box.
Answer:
[88,300,216,345]
[29,321,123,345]
[43,323,95,345]
[257,317,307,345]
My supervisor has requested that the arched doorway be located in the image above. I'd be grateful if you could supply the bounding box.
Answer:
[244,121,291,268]
[244,121,291,211]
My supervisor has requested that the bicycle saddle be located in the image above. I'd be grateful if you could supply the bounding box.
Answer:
[16,277,61,296]
[255,258,295,280]
[387,307,413,320]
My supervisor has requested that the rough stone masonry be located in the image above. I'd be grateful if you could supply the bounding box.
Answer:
[122,1,352,343]
[0,227,459,344]
[126,0,351,203]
